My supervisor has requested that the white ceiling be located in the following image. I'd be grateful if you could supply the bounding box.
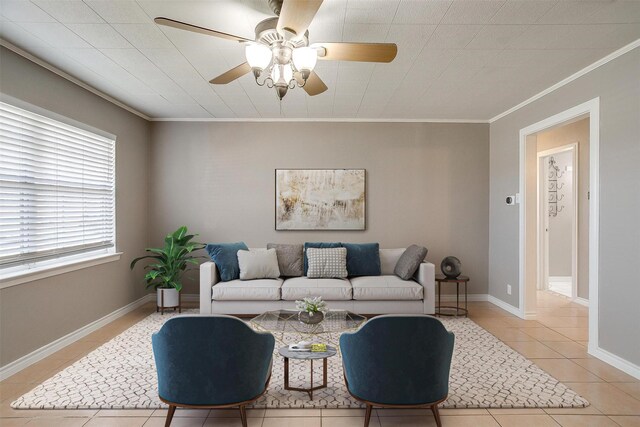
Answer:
[0,0,639,120]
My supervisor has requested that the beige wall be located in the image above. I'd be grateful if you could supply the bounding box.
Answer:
[538,118,590,298]
[524,134,538,316]
[150,121,490,296]
[489,48,640,365]
[0,47,151,366]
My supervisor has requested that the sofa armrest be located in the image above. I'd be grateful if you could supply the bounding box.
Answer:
[415,262,435,314]
[199,261,219,314]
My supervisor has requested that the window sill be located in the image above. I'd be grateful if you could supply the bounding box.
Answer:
[0,252,122,290]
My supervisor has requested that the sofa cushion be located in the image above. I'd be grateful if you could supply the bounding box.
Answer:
[304,242,341,275]
[343,243,381,277]
[212,278,283,301]
[237,249,280,280]
[206,242,249,281]
[267,243,303,276]
[281,277,352,301]
[394,245,428,280]
[379,249,406,275]
[351,275,424,301]
[307,247,348,278]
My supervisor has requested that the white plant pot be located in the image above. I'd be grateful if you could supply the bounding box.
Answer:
[157,288,179,309]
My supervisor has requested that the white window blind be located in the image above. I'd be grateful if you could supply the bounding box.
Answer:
[0,101,115,271]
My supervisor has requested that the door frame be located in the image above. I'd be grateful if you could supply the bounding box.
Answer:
[518,98,599,354]
[537,143,579,299]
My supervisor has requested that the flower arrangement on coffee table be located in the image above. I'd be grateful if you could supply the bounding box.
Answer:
[295,296,327,325]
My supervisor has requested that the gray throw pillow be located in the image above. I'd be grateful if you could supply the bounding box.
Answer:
[237,249,280,280]
[394,245,428,280]
[267,243,303,276]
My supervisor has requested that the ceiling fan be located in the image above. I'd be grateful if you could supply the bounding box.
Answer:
[154,0,398,100]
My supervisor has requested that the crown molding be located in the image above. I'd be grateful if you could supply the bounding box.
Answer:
[0,39,151,121]
[489,38,640,124]
[150,117,489,123]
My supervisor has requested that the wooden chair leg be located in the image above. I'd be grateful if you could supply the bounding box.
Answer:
[364,404,373,427]
[430,403,442,427]
[164,405,176,427]
[239,404,248,427]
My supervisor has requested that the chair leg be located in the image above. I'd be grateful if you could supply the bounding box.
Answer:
[364,404,373,427]
[239,404,248,427]
[164,405,176,427]
[430,403,442,427]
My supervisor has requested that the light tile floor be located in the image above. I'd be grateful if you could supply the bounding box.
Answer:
[1,291,638,426]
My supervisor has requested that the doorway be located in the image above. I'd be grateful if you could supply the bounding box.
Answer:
[538,144,578,299]
[518,98,600,356]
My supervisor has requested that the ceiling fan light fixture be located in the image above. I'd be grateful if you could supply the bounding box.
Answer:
[154,0,397,101]
[245,43,272,71]
[292,46,317,75]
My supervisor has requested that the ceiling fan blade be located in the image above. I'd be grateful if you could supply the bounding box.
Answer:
[277,0,323,37]
[313,42,398,63]
[209,63,252,84]
[154,17,251,43]
[299,71,328,96]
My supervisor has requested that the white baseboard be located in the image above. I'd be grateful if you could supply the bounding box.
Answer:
[0,292,203,381]
[487,295,523,318]
[573,297,589,307]
[589,345,640,380]
[181,293,199,302]
[0,294,154,381]
[439,294,488,302]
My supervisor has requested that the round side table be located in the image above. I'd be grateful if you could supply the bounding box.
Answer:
[278,345,337,400]
[435,274,469,317]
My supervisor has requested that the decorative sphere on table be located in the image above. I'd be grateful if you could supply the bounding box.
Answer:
[441,256,462,279]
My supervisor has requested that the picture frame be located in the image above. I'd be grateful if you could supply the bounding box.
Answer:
[275,169,366,231]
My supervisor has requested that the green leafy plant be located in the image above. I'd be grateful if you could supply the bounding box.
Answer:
[130,226,205,292]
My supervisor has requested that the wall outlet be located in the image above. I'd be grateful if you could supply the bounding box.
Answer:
[507,284,512,295]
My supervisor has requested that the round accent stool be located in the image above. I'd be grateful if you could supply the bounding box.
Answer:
[278,345,337,400]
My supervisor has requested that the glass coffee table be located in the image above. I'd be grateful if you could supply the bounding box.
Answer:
[250,309,367,345]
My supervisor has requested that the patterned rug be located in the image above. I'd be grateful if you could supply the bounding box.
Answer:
[12,310,588,409]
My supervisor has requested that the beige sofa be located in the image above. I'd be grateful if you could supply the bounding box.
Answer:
[200,248,435,315]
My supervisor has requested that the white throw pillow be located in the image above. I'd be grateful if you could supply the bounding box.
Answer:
[237,249,281,280]
[306,247,348,278]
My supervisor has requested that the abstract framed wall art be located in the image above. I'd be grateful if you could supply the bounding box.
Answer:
[275,169,366,230]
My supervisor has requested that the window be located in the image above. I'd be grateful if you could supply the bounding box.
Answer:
[0,101,115,276]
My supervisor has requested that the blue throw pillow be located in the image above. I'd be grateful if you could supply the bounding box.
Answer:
[343,243,381,277]
[304,242,341,275]
[205,242,249,282]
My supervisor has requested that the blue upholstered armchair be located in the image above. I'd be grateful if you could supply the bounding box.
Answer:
[152,315,275,427]
[340,315,455,427]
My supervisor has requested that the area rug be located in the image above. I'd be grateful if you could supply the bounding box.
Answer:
[12,310,588,409]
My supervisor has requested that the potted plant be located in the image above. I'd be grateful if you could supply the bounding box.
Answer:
[295,296,327,325]
[130,226,204,314]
